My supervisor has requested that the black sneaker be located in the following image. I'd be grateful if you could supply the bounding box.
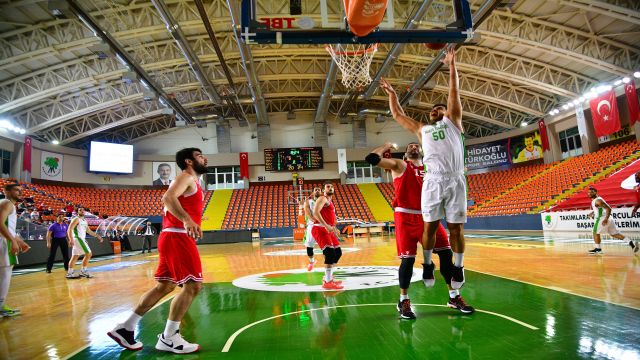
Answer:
[447,295,475,314]
[451,266,465,289]
[45,269,51,273]
[629,241,636,251]
[422,262,435,287]
[107,324,143,351]
[397,299,416,320]
[588,248,603,255]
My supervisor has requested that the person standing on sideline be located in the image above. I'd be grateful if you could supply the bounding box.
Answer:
[142,223,154,254]
[381,46,468,289]
[587,186,638,254]
[108,148,207,354]
[0,183,31,317]
[66,207,103,279]
[46,213,69,274]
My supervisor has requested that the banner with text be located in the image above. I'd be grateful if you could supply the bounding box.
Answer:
[40,151,63,181]
[597,124,634,144]
[541,209,640,232]
[465,139,509,170]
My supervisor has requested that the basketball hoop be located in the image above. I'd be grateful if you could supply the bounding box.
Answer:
[325,43,378,89]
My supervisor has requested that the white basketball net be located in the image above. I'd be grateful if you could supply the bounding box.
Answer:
[325,43,378,89]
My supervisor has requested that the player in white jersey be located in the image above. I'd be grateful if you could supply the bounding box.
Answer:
[66,206,103,279]
[586,186,637,255]
[381,46,467,289]
[303,187,322,271]
[0,183,30,317]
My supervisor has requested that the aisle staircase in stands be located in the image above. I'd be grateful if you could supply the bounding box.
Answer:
[357,183,394,222]
[201,189,232,231]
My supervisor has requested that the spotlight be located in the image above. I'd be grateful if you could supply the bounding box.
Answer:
[562,104,569,110]
[52,140,59,145]
[572,99,580,105]
[568,102,574,107]
[634,72,640,79]
[614,80,622,86]
[521,122,528,127]
[19,129,25,134]
[548,111,554,116]
[623,77,631,84]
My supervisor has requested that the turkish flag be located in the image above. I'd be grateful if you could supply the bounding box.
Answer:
[23,136,32,172]
[239,152,249,178]
[538,119,550,151]
[589,90,621,137]
[624,81,640,126]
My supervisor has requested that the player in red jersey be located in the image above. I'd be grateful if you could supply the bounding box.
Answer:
[367,142,474,319]
[108,148,207,354]
[312,181,344,290]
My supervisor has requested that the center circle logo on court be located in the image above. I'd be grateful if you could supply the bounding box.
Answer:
[233,266,421,292]
[263,247,360,256]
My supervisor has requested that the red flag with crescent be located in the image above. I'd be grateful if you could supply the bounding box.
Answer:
[239,152,249,178]
[589,90,621,137]
[23,136,32,172]
[624,81,640,126]
[538,119,550,151]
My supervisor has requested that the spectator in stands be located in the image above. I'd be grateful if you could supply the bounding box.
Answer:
[65,203,74,217]
[30,209,39,222]
[153,163,173,186]
[44,207,52,216]
[38,203,45,212]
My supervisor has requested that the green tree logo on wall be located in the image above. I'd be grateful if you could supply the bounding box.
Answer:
[42,156,61,177]
[543,214,554,229]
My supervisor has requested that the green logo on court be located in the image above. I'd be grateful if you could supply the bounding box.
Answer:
[234,266,419,292]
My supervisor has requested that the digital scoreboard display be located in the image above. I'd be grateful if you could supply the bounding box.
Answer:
[264,147,323,171]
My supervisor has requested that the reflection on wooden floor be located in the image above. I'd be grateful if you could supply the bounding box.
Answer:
[1,232,639,360]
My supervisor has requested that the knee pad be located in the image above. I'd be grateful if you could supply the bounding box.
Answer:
[398,257,416,289]
[436,249,453,284]
[333,247,342,263]
[322,247,335,265]
[306,247,314,258]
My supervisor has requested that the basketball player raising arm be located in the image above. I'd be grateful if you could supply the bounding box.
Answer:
[162,173,203,240]
[380,46,468,290]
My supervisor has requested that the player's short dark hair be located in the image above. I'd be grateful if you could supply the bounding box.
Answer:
[76,206,84,212]
[588,186,597,192]
[3,183,20,192]
[323,180,333,186]
[176,148,202,170]
[432,103,447,110]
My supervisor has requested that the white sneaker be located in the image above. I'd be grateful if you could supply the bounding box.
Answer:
[80,270,93,278]
[155,331,200,354]
[66,272,80,279]
[107,324,143,351]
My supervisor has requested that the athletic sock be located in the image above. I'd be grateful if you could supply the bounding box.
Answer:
[122,312,142,331]
[400,294,409,301]
[423,249,433,265]
[324,268,332,282]
[449,290,459,299]
[81,266,87,272]
[67,268,74,275]
[0,266,12,308]
[163,320,180,338]
[309,257,314,262]
[453,252,464,267]
[595,244,601,249]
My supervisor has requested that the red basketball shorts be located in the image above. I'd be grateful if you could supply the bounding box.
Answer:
[154,231,203,284]
[395,211,451,258]
[311,225,340,250]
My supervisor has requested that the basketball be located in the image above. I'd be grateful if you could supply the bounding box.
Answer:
[426,42,447,50]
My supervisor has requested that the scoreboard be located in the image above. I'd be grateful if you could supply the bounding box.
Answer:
[264,147,323,171]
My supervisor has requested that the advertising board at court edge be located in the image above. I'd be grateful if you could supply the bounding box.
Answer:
[541,208,640,232]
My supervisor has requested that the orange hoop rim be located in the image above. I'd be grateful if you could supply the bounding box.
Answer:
[324,43,379,56]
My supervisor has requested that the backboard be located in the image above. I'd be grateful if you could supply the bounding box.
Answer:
[240,0,474,45]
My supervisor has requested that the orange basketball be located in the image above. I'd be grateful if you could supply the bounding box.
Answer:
[426,43,447,51]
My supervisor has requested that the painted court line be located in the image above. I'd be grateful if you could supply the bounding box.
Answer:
[62,293,177,360]
[221,303,538,352]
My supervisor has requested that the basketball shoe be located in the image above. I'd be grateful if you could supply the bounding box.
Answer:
[307,258,317,271]
[155,331,200,354]
[322,280,343,290]
[107,324,143,351]
[447,295,475,314]
[588,248,603,255]
[397,299,416,320]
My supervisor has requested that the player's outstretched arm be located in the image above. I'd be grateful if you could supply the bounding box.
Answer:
[441,47,463,132]
[366,143,406,177]
[163,173,202,239]
[86,227,103,242]
[380,79,422,136]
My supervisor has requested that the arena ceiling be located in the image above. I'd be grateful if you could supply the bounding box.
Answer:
[0,0,638,149]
